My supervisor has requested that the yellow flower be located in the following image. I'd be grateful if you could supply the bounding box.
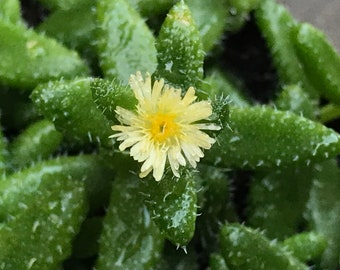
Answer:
[110,72,220,181]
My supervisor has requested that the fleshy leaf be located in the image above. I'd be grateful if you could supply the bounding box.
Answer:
[140,169,197,246]
[96,171,163,270]
[254,0,317,97]
[37,1,97,61]
[204,69,250,107]
[220,223,308,270]
[283,231,328,263]
[307,159,340,269]
[30,78,112,147]
[275,84,317,120]
[206,106,340,168]
[247,166,314,240]
[8,119,62,170]
[0,157,98,269]
[0,20,89,90]
[91,78,136,123]
[294,23,340,105]
[0,0,22,24]
[187,0,228,52]
[155,1,204,91]
[96,0,157,82]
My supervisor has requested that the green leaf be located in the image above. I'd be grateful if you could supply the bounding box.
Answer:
[91,78,136,123]
[254,0,317,97]
[220,223,308,270]
[96,0,157,83]
[247,166,314,240]
[95,172,163,270]
[37,0,90,11]
[8,119,63,170]
[0,158,91,269]
[0,0,22,24]
[204,69,250,107]
[205,106,340,168]
[155,1,204,91]
[210,253,230,270]
[140,169,197,247]
[307,159,340,269]
[30,78,112,147]
[187,0,228,52]
[283,231,328,263]
[37,1,97,57]
[0,20,89,90]
[196,165,236,251]
[275,84,317,120]
[225,0,260,32]
[294,23,340,105]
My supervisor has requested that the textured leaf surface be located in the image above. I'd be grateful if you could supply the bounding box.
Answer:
[255,0,317,97]
[294,23,340,105]
[9,119,62,170]
[155,1,204,91]
[220,224,308,270]
[0,21,89,89]
[91,78,136,123]
[307,159,340,269]
[0,157,95,270]
[96,172,163,270]
[31,78,112,147]
[206,106,340,168]
[37,1,96,55]
[275,84,317,120]
[96,0,157,82]
[248,166,314,240]
[141,170,197,246]
[187,0,228,52]
[283,231,327,263]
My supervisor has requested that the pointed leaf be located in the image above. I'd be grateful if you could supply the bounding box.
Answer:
[155,1,204,91]
[31,78,112,147]
[140,169,197,246]
[206,106,340,168]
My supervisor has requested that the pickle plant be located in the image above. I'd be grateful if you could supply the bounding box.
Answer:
[1,0,340,269]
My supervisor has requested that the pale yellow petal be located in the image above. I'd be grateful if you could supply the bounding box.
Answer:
[182,86,197,105]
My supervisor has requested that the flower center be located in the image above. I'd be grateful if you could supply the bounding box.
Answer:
[149,113,179,142]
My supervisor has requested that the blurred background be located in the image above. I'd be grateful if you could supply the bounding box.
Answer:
[278,0,340,51]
